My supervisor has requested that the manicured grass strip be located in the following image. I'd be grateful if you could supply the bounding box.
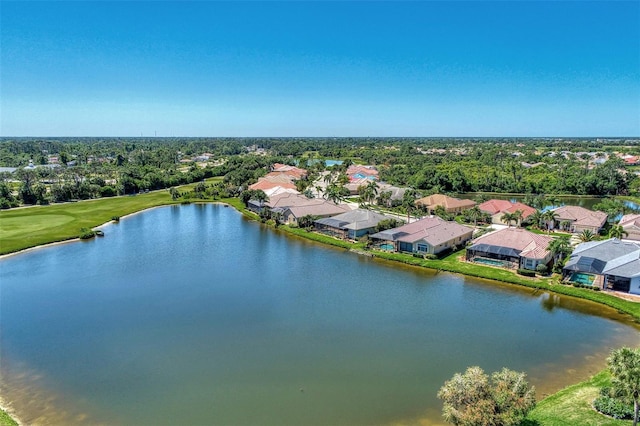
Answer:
[0,408,18,426]
[524,370,626,426]
[278,225,362,250]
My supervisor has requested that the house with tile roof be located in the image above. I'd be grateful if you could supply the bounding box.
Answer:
[261,193,351,225]
[563,238,640,295]
[346,165,379,181]
[478,199,536,226]
[551,205,608,234]
[415,194,476,215]
[369,216,474,256]
[619,213,640,241]
[314,209,392,240]
[466,228,553,271]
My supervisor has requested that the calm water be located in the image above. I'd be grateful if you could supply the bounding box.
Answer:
[1,204,639,425]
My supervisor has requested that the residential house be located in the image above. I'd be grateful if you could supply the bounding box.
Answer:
[314,209,391,240]
[369,216,473,255]
[551,205,608,234]
[466,228,553,271]
[563,239,640,295]
[262,192,351,225]
[619,214,640,241]
[415,194,476,215]
[478,199,536,226]
[346,165,379,181]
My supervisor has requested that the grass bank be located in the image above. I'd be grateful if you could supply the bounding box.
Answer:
[524,370,627,426]
[0,409,18,426]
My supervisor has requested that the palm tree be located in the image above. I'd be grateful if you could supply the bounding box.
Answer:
[542,210,559,232]
[253,190,269,209]
[512,210,524,228]
[501,212,517,228]
[609,225,629,240]
[526,209,544,229]
[579,229,596,242]
[607,347,640,426]
[548,236,572,264]
[402,189,417,223]
[467,206,482,227]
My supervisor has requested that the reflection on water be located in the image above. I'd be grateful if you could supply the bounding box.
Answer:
[1,204,639,425]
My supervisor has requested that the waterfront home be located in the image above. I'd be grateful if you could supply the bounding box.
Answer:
[314,209,391,240]
[550,205,607,234]
[478,199,536,226]
[618,213,640,241]
[563,238,640,295]
[346,165,379,181]
[263,192,351,225]
[466,228,553,271]
[415,194,476,215]
[369,216,473,255]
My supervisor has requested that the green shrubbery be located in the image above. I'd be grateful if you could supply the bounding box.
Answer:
[593,387,634,420]
[517,268,536,277]
[79,228,96,239]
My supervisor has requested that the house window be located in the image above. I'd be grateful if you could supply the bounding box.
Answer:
[417,243,428,253]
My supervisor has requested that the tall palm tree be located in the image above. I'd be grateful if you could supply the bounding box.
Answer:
[542,210,559,232]
[512,210,524,228]
[527,209,544,230]
[501,212,517,228]
[402,189,417,223]
[607,347,640,426]
[467,206,482,227]
[548,236,572,264]
[609,225,629,240]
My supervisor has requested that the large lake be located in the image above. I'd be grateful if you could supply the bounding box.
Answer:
[1,204,638,425]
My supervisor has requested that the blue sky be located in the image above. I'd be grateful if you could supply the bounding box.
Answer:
[1,1,638,137]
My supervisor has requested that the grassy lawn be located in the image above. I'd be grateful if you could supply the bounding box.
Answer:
[0,409,18,426]
[524,371,628,426]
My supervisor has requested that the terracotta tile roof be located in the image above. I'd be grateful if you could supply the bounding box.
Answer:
[503,202,536,220]
[552,205,608,229]
[478,199,514,215]
[415,194,476,210]
[249,179,297,191]
[270,163,307,179]
[471,228,553,260]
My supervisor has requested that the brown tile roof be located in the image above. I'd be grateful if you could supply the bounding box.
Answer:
[478,199,514,215]
[249,179,297,191]
[271,163,307,179]
[552,205,608,228]
[619,213,640,229]
[415,194,476,210]
[370,216,473,247]
[472,228,553,260]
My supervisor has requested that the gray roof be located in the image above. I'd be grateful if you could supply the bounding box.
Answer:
[468,243,520,258]
[564,238,640,278]
[571,239,640,261]
[314,209,390,231]
[564,256,607,274]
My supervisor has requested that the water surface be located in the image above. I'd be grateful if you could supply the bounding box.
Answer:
[1,204,638,425]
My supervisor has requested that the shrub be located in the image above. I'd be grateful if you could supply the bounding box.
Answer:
[593,395,633,420]
[536,264,549,275]
[425,254,438,260]
[79,228,96,239]
[111,216,120,222]
[517,268,536,277]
